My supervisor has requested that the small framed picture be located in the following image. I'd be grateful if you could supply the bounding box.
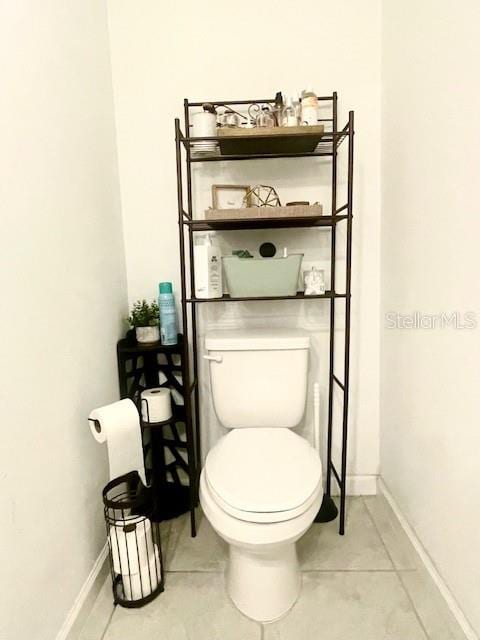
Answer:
[212,185,251,209]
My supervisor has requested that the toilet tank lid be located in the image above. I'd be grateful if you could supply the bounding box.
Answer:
[205,328,310,351]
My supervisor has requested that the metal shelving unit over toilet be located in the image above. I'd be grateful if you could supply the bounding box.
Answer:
[175,92,354,535]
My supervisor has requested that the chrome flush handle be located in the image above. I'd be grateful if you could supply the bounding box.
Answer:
[203,354,223,363]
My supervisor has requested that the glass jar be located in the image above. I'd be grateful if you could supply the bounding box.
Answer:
[256,106,275,128]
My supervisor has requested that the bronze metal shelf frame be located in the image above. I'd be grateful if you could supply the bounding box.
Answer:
[175,92,354,536]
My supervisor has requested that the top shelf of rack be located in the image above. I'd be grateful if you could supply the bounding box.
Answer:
[178,94,351,162]
[180,128,349,162]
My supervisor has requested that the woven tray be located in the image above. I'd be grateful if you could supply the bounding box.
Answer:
[205,204,323,220]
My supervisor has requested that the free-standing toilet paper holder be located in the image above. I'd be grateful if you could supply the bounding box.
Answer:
[103,470,165,608]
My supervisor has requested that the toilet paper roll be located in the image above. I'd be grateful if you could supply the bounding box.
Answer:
[122,544,161,601]
[88,399,146,483]
[110,516,154,575]
[141,388,172,423]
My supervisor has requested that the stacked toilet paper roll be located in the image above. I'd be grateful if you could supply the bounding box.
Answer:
[141,388,172,423]
[122,544,161,601]
[88,398,146,484]
[191,110,218,155]
[109,516,155,576]
[109,516,162,601]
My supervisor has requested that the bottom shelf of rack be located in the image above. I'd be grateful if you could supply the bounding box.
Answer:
[186,291,347,303]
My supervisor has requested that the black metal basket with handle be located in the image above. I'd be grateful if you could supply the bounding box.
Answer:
[103,471,164,607]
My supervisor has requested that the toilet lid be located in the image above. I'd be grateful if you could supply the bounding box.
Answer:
[205,429,322,514]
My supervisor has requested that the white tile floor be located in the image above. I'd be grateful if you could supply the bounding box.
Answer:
[79,495,467,640]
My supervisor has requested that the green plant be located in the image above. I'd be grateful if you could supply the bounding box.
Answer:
[128,299,159,328]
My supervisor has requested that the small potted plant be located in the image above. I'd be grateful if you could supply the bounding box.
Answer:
[128,299,160,344]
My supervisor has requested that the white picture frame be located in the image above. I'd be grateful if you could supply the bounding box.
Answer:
[211,185,251,210]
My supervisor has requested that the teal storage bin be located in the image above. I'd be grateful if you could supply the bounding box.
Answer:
[222,254,304,297]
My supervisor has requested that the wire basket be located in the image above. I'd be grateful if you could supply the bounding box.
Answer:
[103,471,164,607]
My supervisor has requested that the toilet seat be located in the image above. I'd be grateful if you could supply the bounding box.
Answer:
[205,428,322,524]
[205,474,322,523]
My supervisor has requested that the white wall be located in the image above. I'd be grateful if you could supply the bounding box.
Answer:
[381,1,480,636]
[3,1,477,636]
[107,0,382,487]
[0,2,127,639]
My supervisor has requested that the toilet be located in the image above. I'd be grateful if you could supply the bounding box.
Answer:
[199,328,322,623]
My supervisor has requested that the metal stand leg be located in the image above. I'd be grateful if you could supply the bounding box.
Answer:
[176,119,197,537]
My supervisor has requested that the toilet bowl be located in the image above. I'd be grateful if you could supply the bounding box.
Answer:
[200,328,321,622]
[200,428,322,622]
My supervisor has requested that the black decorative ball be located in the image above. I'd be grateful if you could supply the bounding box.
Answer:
[259,242,277,258]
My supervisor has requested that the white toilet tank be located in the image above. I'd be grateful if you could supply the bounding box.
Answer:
[205,328,310,429]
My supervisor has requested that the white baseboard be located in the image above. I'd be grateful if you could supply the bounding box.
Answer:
[379,478,478,640]
[55,544,109,640]
[331,474,378,496]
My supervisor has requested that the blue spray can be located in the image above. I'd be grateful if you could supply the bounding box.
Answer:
[158,282,178,346]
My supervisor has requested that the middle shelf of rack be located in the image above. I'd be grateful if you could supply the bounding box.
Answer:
[183,213,348,231]
[186,291,347,304]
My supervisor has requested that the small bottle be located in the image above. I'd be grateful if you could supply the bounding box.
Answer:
[282,96,298,127]
[194,233,223,299]
[292,92,301,122]
[158,282,178,346]
[301,87,319,126]
[273,91,283,127]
